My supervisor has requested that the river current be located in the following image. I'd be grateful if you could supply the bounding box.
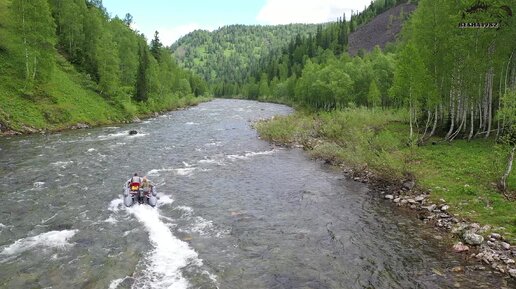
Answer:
[0,99,514,289]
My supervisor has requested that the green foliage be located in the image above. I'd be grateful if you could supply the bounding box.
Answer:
[135,40,150,102]
[257,109,516,241]
[0,0,209,132]
[11,0,57,88]
[367,79,381,107]
[171,24,321,87]
[150,31,163,62]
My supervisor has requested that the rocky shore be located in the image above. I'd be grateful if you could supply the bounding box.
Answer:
[0,112,159,136]
[349,169,516,279]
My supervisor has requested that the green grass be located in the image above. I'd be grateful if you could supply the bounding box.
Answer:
[256,108,516,242]
[0,53,212,133]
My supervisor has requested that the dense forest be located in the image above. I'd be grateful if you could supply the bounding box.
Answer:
[170,24,321,88]
[209,0,515,148]
[0,0,208,132]
[249,0,516,242]
[203,1,415,98]
[169,0,513,192]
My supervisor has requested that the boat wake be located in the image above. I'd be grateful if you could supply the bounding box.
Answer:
[109,196,208,289]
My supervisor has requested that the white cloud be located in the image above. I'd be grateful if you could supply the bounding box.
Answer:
[140,23,217,46]
[256,0,372,25]
[157,23,203,45]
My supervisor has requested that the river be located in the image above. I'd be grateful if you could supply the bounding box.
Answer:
[0,99,514,289]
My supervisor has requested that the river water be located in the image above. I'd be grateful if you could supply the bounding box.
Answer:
[0,99,514,289]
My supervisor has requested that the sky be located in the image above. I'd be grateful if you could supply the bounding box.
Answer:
[102,0,372,46]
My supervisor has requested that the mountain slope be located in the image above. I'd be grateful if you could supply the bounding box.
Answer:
[170,24,320,83]
[348,3,417,55]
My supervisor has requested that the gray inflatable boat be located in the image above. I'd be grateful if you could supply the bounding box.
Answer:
[123,185,158,207]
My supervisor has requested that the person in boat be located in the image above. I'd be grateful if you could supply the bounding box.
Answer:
[141,176,153,197]
[127,173,142,192]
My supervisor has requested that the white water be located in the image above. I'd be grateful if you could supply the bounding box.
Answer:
[127,205,201,289]
[226,149,277,160]
[0,230,78,257]
[108,195,202,289]
[147,167,196,177]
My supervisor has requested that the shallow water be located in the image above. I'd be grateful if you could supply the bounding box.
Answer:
[0,99,514,288]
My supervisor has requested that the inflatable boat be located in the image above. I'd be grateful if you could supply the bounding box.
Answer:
[123,184,158,207]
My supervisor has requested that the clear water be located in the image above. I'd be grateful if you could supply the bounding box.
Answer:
[0,99,513,289]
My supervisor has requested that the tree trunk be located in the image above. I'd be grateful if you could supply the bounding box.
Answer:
[486,67,494,138]
[496,69,503,139]
[409,98,414,141]
[418,109,432,145]
[22,0,29,84]
[499,144,515,194]
[445,90,455,141]
[449,102,466,141]
[430,106,438,137]
[477,102,483,137]
[32,56,37,81]
[468,103,474,141]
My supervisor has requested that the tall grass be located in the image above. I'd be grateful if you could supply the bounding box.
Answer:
[256,107,516,242]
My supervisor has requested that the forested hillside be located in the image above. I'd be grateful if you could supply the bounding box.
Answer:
[253,0,516,239]
[170,24,320,86]
[0,0,208,133]
[227,0,515,146]
[219,0,415,100]
[348,3,417,55]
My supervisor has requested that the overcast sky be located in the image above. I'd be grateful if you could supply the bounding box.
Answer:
[102,0,372,46]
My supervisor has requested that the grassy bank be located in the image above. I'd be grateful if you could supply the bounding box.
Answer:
[256,108,516,242]
[0,55,211,134]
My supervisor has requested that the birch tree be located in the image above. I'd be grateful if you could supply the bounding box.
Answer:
[11,0,56,89]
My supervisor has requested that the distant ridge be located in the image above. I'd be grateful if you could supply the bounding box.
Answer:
[348,3,417,55]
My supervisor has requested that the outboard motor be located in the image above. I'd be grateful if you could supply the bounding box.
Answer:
[124,176,141,207]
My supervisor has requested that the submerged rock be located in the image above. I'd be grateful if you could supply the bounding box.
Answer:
[463,231,484,245]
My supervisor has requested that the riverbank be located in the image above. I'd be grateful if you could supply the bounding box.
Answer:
[255,108,516,277]
[0,56,212,136]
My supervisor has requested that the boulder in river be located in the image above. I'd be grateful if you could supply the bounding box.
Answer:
[129,130,138,135]
[463,231,484,245]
